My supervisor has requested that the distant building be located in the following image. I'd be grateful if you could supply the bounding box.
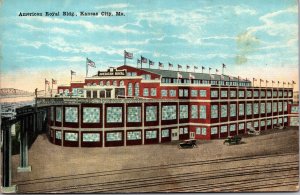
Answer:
[38,65,298,147]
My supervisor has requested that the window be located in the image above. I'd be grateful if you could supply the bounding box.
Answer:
[261,120,265,126]
[221,90,228,98]
[161,90,167,97]
[230,90,236,98]
[239,123,244,130]
[221,105,227,117]
[99,81,104,86]
[191,90,198,97]
[83,133,100,142]
[273,102,277,112]
[273,118,277,125]
[247,91,252,98]
[179,105,188,119]
[127,131,141,140]
[199,90,207,97]
[267,119,271,126]
[161,129,169,137]
[127,107,141,122]
[253,103,259,115]
[284,117,287,122]
[211,127,218,135]
[220,125,227,133]
[146,130,157,139]
[191,105,198,119]
[128,83,133,96]
[83,107,100,123]
[254,121,258,127]
[246,103,252,115]
[196,127,201,135]
[146,106,157,122]
[284,91,287,97]
[113,81,117,86]
[106,107,122,123]
[278,91,283,97]
[184,89,189,97]
[200,105,206,119]
[150,88,157,96]
[169,90,176,97]
[230,104,236,117]
[273,91,277,97]
[120,80,124,86]
[56,107,62,122]
[65,132,78,141]
[106,132,122,141]
[278,118,283,124]
[202,127,207,135]
[267,91,272,98]
[239,103,244,116]
[162,105,176,120]
[230,124,236,132]
[253,91,259,98]
[134,83,139,96]
[239,90,245,98]
[211,90,218,98]
[291,105,299,113]
[260,103,265,114]
[261,91,265,97]
[143,88,149,96]
[55,131,61,139]
[65,107,78,123]
[179,89,184,97]
[211,105,218,118]
[267,102,272,113]
[106,81,110,86]
[284,102,288,111]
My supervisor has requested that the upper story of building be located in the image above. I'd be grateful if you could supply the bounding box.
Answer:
[56,65,294,101]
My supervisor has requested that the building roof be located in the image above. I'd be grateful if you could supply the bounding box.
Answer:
[141,68,248,82]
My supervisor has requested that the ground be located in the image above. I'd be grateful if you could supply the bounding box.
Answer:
[11,127,299,193]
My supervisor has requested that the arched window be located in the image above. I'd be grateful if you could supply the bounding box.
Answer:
[134,82,139,97]
[128,83,133,96]
[93,83,97,86]
[113,80,117,86]
[120,80,124,86]
[106,81,110,86]
[99,81,103,86]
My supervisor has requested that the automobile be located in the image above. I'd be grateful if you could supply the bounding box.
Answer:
[247,127,260,135]
[178,139,197,149]
[223,135,242,145]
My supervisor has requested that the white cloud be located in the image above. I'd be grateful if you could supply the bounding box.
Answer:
[234,6,257,15]
[16,22,79,35]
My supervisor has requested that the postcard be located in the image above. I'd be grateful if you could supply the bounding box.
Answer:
[0,0,299,193]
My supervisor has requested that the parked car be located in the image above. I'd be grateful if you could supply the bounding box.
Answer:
[223,135,242,145]
[247,127,260,135]
[178,139,197,149]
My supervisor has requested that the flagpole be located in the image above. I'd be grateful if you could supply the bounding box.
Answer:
[124,50,126,65]
[137,59,139,68]
[51,80,53,97]
[86,58,88,77]
[71,71,73,82]
[44,79,46,97]
[140,56,142,69]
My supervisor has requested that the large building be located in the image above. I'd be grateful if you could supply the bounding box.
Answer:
[41,65,298,147]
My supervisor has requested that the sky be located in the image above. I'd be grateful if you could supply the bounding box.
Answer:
[0,0,298,92]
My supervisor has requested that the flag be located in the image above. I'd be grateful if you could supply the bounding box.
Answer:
[278,81,280,84]
[194,66,198,69]
[169,63,173,67]
[283,82,286,84]
[266,80,269,83]
[222,63,226,68]
[253,78,257,81]
[149,60,154,66]
[202,66,205,70]
[124,50,133,59]
[186,65,190,69]
[86,58,96,67]
[272,80,275,83]
[189,73,195,79]
[159,62,163,68]
[178,64,182,69]
[209,67,211,71]
[292,80,296,84]
[71,70,76,75]
[141,56,147,63]
[216,69,219,73]
[177,72,182,79]
[52,79,57,84]
[45,79,50,85]
[260,79,264,82]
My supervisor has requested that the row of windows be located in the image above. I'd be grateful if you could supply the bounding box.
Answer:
[143,88,157,96]
[54,102,289,124]
[211,90,292,98]
[210,117,288,135]
[87,80,125,87]
[161,77,251,86]
[127,82,139,97]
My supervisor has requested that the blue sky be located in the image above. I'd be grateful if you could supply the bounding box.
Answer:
[0,0,298,91]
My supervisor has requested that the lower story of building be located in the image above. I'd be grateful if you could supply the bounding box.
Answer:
[48,115,299,147]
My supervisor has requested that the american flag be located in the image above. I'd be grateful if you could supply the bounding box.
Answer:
[52,79,57,84]
[186,65,190,69]
[202,66,205,70]
[159,62,163,68]
[141,56,147,63]
[71,70,76,75]
[222,63,226,68]
[216,69,219,73]
[260,79,264,82]
[292,80,296,84]
[194,66,198,69]
[178,64,182,69]
[149,60,154,66]
[45,79,50,85]
[86,58,96,67]
[272,80,275,83]
[169,63,173,67]
[253,78,257,81]
[124,50,133,59]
